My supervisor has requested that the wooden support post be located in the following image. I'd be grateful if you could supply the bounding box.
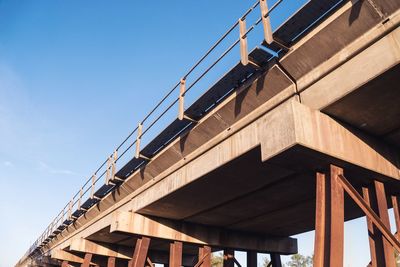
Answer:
[135,123,143,159]
[374,181,396,267]
[223,249,234,267]
[259,0,273,44]
[81,253,93,267]
[363,186,382,267]
[130,237,151,267]
[313,166,344,267]
[61,261,69,267]
[329,165,344,267]
[198,246,211,267]
[314,172,328,267]
[239,19,248,66]
[178,79,186,121]
[169,241,183,267]
[107,257,116,267]
[391,196,400,239]
[270,254,281,267]
[246,251,257,267]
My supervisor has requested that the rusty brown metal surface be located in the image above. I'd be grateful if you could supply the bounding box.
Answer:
[169,241,183,267]
[329,165,344,267]
[81,253,93,267]
[338,174,400,252]
[391,195,400,238]
[363,186,381,267]
[374,181,396,267]
[107,257,116,267]
[129,237,151,267]
[198,246,211,267]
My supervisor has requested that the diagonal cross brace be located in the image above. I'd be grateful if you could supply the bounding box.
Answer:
[338,174,400,252]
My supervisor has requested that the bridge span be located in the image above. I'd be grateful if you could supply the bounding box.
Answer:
[17,0,400,266]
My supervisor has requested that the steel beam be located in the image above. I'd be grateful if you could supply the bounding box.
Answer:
[111,211,297,254]
[338,174,400,252]
[107,257,116,267]
[197,246,211,267]
[313,166,344,267]
[70,238,131,259]
[129,237,150,267]
[246,252,257,267]
[169,241,183,267]
[81,253,93,267]
[373,181,396,267]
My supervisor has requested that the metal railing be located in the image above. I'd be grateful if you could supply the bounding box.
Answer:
[26,0,286,259]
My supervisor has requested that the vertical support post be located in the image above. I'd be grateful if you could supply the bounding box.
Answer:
[107,256,116,267]
[259,0,273,44]
[270,254,281,267]
[374,181,396,267]
[169,241,183,267]
[78,187,83,210]
[391,195,400,239]
[81,253,93,267]
[239,19,248,66]
[135,123,143,159]
[91,174,96,199]
[130,237,151,267]
[329,165,344,267]
[61,261,69,267]
[68,199,73,221]
[246,251,257,267]
[106,156,111,185]
[363,186,380,267]
[61,207,65,223]
[314,172,328,267]
[112,150,118,180]
[223,249,234,267]
[198,246,211,267]
[313,165,344,267]
[178,78,186,121]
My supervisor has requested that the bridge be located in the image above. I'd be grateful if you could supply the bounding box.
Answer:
[16,0,400,266]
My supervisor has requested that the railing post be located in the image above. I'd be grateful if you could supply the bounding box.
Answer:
[135,122,143,159]
[91,174,96,199]
[106,156,111,185]
[78,187,83,210]
[61,207,65,223]
[259,0,273,44]
[68,199,73,221]
[239,18,249,66]
[112,150,118,179]
[178,78,186,120]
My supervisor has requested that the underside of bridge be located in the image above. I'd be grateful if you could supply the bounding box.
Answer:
[18,0,400,267]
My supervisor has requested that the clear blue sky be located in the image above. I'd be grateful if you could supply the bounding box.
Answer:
[0,1,395,266]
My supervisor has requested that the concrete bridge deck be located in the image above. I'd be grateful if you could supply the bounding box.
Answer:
[17,0,400,266]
